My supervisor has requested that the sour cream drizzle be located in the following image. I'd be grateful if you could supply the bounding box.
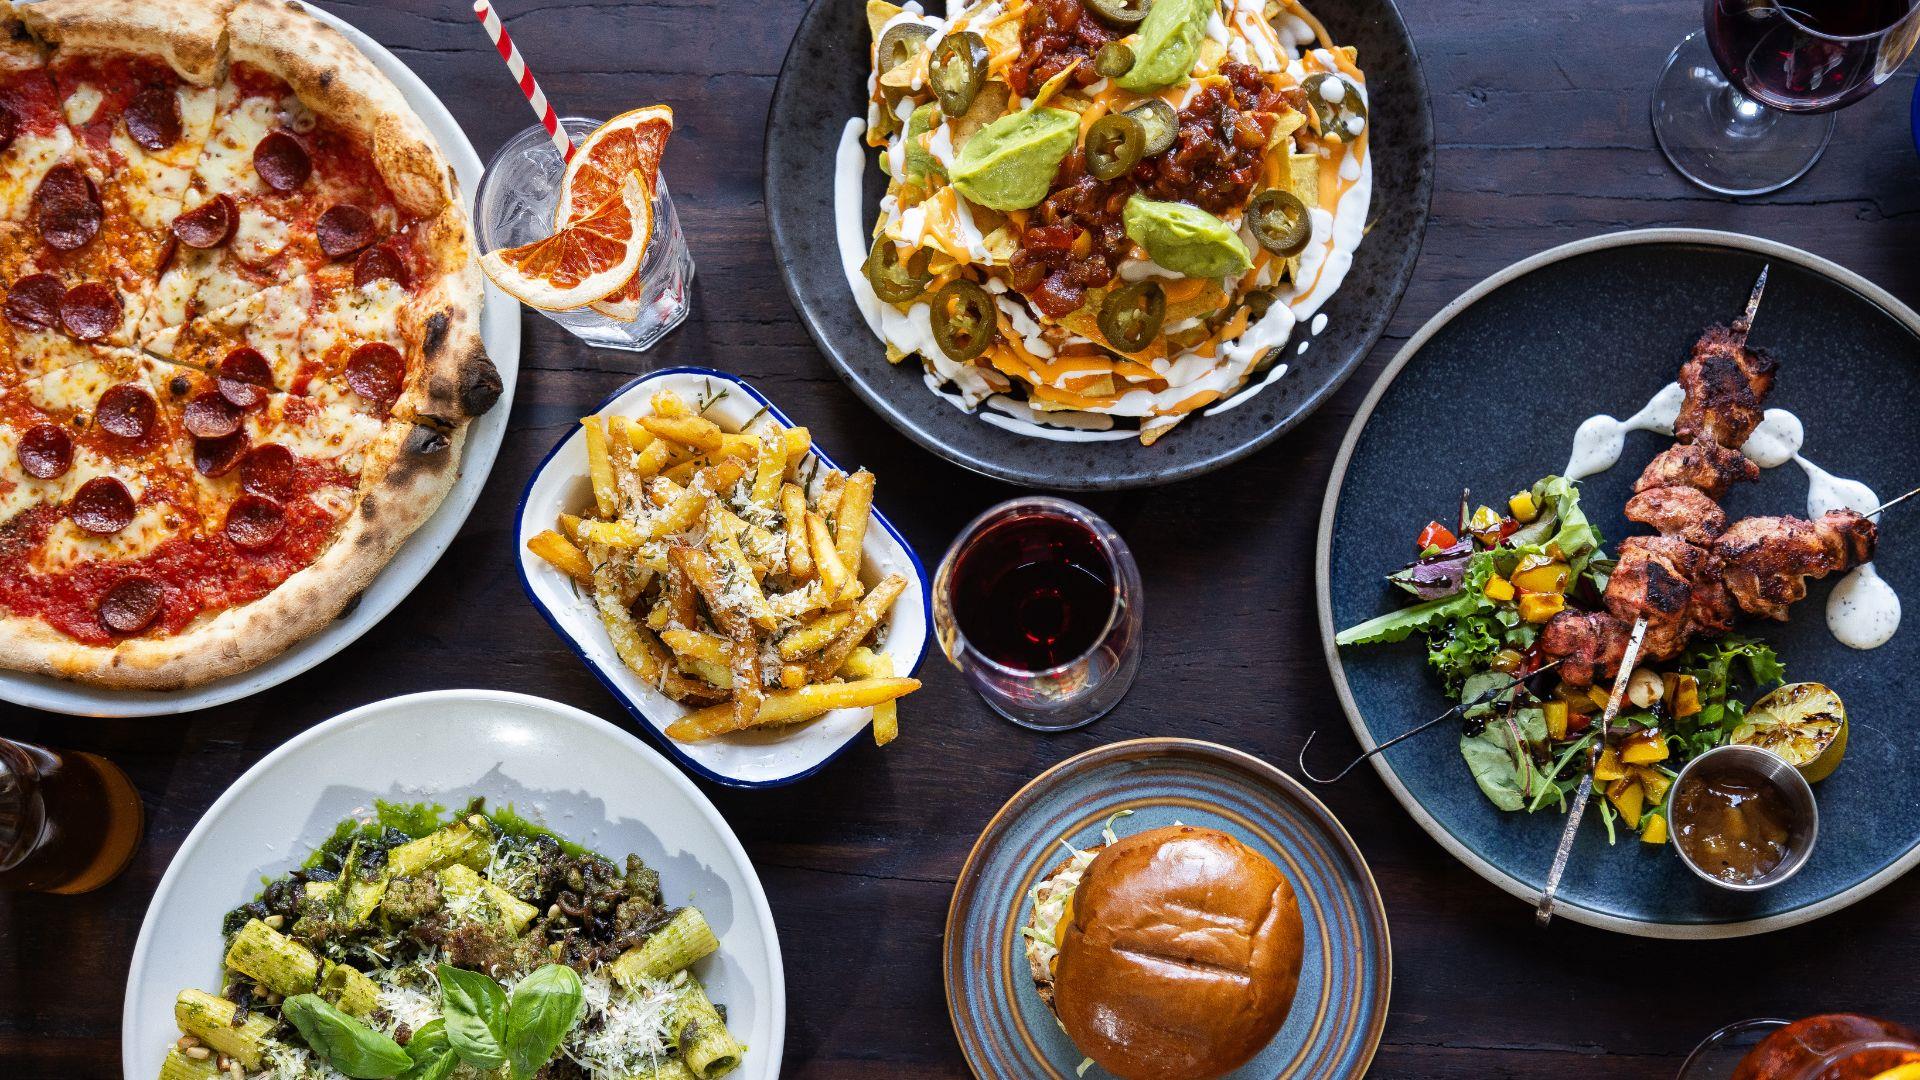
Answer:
[1563,383,1899,649]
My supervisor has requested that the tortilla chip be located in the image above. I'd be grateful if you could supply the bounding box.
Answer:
[1283,151,1321,279]
[952,80,1013,146]
[1271,107,1307,144]
[1032,60,1082,108]
[866,0,905,42]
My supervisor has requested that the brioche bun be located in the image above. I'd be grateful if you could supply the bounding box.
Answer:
[1048,825,1304,1080]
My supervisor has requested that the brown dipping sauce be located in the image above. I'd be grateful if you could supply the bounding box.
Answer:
[1672,760,1799,884]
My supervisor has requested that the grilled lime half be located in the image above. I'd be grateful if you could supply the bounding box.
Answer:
[1731,681,1848,783]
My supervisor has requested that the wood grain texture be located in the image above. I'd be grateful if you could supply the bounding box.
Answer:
[4,1,1920,1076]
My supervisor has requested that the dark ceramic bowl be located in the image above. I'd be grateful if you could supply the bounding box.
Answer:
[765,0,1433,490]
[1317,229,1920,937]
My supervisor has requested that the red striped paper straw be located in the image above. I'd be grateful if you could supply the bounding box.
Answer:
[472,0,574,162]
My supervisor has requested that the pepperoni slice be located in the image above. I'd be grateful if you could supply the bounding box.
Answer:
[32,163,101,251]
[124,86,182,152]
[194,430,250,477]
[171,193,236,249]
[217,346,273,410]
[317,205,376,260]
[346,342,404,409]
[70,476,134,534]
[240,443,294,497]
[225,494,285,550]
[98,576,164,635]
[95,383,156,440]
[253,130,311,192]
[183,390,242,439]
[18,423,73,480]
[354,243,409,289]
[60,282,122,341]
[0,103,15,154]
[5,273,64,330]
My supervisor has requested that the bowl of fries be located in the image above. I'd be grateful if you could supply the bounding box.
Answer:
[518,368,930,787]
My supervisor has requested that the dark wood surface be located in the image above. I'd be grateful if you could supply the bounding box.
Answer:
[6,2,1920,1076]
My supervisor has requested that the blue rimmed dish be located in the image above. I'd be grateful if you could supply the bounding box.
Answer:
[945,738,1390,1079]
[517,367,931,789]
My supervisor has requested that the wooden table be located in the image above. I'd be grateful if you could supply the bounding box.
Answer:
[8,2,1920,1076]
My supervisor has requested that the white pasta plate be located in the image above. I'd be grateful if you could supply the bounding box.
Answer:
[122,689,786,1079]
[0,3,522,717]
[518,367,932,789]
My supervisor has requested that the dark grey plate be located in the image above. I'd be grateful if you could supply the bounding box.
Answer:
[1316,229,1920,938]
[765,0,1433,490]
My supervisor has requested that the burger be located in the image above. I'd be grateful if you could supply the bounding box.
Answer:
[1022,822,1304,1080]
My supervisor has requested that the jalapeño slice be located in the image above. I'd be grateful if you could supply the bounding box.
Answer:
[931,280,996,361]
[1098,280,1166,352]
[864,236,933,303]
[1123,98,1177,156]
[1246,189,1311,257]
[1084,113,1145,181]
[1093,42,1136,79]
[930,32,988,116]
[1302,72,1368,142]
[877,22,935,73]
[1086,0,1152,27]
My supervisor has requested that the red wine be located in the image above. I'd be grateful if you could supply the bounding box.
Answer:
[1705,0,1919,113]
[949,511,1116,671]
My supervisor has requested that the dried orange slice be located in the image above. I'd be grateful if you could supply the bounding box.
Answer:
[555,105,674,321]
[482,171,653,311]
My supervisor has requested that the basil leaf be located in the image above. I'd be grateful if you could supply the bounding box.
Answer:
[282,994,412,1079]
[505,963,586,1080]
[400,1019,459,1080]
[436,964,508,1070]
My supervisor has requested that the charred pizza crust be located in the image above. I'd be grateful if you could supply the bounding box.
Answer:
[0,0,494,689]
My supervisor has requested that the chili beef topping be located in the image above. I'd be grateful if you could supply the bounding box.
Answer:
[1136,62,1296,214]
[1010,164,1132,318]
[1009,0,1120,98]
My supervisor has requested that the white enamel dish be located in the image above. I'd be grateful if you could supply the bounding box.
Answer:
[122,689,786,1078]
[518,367,932,789]
[0,3,521,717]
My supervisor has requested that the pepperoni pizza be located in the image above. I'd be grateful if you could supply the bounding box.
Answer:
[0,0,496,690]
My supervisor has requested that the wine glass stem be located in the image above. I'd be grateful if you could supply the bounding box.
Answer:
[1714,83,1778,140]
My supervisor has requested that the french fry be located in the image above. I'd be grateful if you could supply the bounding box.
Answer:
[751,432,786,505]
[871,654,899,746]
[610,415,653,452]
[583,418,616,517]
[777,611,855,660]
[660,628,730,666]
[833,470,875,593]
[673,546,747,637]
[557,512,584,544]
[783,427,811,460]
[575,520,644,549]
[641,486,709,541]
[815,574,906,678]
[650,389,691,417]
[632,437,674,479]
[594,576,725,705]
[779,664,807,689]
[807,512,850,601]
[782,484,814,580]
[666,559,701,631]
[665,677,922,741]
[816,470,845,523]
[706,516,777,630]
[682,657,733,689]
[727,624,763,731]
[528,530,593,584]
[640,414,724,451]
[767,581,828,621]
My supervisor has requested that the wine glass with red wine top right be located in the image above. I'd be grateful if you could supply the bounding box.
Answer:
[1652,0,1920,196]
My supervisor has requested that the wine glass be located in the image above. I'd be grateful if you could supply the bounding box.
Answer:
[1651,0,1920,196]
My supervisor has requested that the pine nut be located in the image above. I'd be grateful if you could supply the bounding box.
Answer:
[184,1046,212,1061]
[263,914,285,929]
[176,1036,200,1050]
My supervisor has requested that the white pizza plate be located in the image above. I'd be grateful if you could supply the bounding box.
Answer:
[122,689,786,1078]
[518,367,932,788]
[0,2,521,717]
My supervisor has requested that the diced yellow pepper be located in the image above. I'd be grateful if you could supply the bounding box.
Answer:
[1640,813,1668,845]
[1482,575,1516,602]
[1667,673,1701,719]
[1518,592,1564,623]
[1634,766,1673,804]
[1511,558,1571,595]
[1542,700,1569,740]
[1588,686,1613,711]
[1619,729,1670,765]
[1509,490,1539,523]
[1594,747,1627,782]
[1607,779,1645,829]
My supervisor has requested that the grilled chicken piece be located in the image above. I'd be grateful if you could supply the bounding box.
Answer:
[1715,510,1878,620]
[1604,536,1735,661]
[1625,485,1729,547]
[1634,443,1759,499]
[1540,610,1632,688]
[1673,324,1778,449]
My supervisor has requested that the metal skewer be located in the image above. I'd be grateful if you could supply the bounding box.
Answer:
[1865,484,1920,519]
[1730,265,1768,347]
[1299,660,1563,785]
[1536,616,1647,927]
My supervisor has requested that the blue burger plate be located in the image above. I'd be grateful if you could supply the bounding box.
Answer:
[1318,229,1920,937]
[944,738,1390,1079]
